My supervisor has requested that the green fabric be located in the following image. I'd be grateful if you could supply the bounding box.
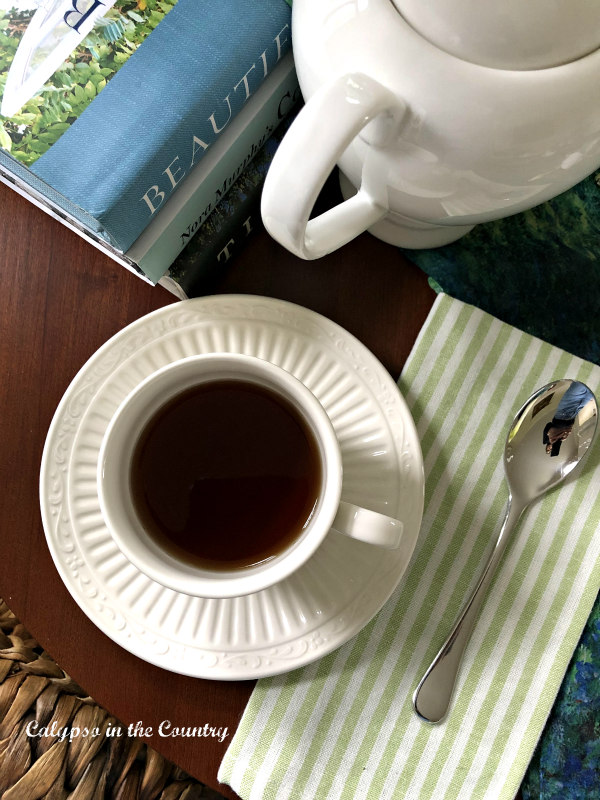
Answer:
[219,295,600,800]
[409,172,600,798]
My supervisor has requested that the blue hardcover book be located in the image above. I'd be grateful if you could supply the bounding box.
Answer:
[0,0,291,253]
[127,50,300,283]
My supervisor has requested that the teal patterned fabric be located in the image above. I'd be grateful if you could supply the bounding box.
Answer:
[406,173,600,799]
[407,172,600,367]
[522,594,600,800]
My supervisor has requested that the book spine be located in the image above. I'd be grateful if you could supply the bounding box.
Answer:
[159,178,262,299]
[128,52,300,284]
[160,107,298,299]
[29,0,292,252]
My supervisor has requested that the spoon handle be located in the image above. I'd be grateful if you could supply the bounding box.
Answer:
[413,496,525,723]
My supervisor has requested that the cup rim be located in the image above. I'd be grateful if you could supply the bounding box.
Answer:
[97,353,343,598]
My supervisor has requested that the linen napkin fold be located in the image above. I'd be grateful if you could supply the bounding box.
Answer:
[219,294,600,800]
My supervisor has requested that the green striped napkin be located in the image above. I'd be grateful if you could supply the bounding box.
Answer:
[219,294,600,800]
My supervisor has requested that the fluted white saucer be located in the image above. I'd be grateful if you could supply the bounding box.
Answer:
[39,295,424,680]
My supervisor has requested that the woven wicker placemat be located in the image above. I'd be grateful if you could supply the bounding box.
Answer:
[0,599,228,800]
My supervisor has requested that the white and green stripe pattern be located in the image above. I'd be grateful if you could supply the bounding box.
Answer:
[219,294,600,800]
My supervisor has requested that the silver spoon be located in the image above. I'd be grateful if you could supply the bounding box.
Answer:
[413,378,598,724]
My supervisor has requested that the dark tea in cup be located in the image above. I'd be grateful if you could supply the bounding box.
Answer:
[129,379,322,571]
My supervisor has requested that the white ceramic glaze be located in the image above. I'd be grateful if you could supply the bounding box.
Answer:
[39,296,424,680]
[261,0,600,258]
[98,353,404,599]
[393,0,600,70]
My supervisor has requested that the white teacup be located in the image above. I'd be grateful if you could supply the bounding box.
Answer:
[98,353,404,598]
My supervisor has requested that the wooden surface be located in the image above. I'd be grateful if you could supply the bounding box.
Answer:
[0,178,438,797]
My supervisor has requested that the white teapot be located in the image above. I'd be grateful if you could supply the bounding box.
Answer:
[261,0,600,259]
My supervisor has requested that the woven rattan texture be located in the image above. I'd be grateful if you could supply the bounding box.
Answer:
[0,600,227,800]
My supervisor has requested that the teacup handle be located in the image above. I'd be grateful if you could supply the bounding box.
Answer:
[261,72,405,260]
[331,501,403,549]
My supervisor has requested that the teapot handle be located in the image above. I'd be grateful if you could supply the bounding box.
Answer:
[261,73,404,260]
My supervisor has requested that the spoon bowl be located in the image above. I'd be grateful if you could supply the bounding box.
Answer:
[413,379,598,724]
[504,380,597,504]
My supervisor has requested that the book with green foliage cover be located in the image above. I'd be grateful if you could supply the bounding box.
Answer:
[0,0,292,269]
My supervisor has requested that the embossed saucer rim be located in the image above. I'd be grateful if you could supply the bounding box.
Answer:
[40,295,424,680]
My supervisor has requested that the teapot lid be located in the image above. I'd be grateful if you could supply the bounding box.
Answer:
[393,0,600,70]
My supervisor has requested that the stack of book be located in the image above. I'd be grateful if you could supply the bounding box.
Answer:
[0,0,297,294]
[160,106,298,299]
